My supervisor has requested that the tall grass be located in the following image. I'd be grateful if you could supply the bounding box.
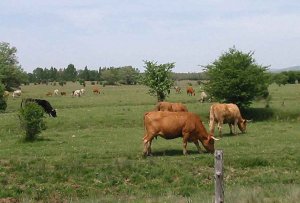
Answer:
[0,82,300,202]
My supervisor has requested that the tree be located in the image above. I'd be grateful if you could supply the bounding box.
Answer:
[0,82,7,112]
[64,64,77,81]
[204,47,270,109]
[0,42,27,90]
[142,61,174,101]
[119,66,140,85]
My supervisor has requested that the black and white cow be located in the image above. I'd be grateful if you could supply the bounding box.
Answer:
[21,98,57,117]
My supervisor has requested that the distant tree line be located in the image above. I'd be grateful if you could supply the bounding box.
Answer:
[27,65,141,85]
[270,71,300,86]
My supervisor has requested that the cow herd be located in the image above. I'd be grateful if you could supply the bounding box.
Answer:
[143,101,247,157]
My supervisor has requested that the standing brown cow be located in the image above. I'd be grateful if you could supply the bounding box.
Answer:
[186,86,195,96]
[209,103,247,137]
[156,101,188,112]
[143,111,219,156]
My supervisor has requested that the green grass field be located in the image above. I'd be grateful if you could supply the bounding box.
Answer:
[1,82,300,202]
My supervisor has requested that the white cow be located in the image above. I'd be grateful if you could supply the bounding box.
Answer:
[12,90,22,98]
[80,88,85,95]
[199,91,208,103]
[73,90,81,97]
[54,89,59,96]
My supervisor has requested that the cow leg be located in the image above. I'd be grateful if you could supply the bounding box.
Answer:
[194,140,203,154]
[233,120,238,135]
[229,124,233,134]
[182,134,189,155]
[143,134,153,156]
[209,119,215,135]
[217,121,223,137]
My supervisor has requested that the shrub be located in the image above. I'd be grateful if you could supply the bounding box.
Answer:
[0,83,7,112]
[59,81,64,87]
[19,102,47,141]
[91,81,95,85]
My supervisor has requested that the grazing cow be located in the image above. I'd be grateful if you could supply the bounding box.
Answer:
[60,92,66,96]
[209,103,247,137]
[174,86,181,94]
[93,87,100,94]
[46,92,52,97]
[12,90,22,98]
[186,86,195,96]
[198,91,208,103]
[156,101,188,112]
[53,89,59,96]
[80,88,85,95]
[21,98,57,117]
[143,111,219,156]
[72,90,81,97]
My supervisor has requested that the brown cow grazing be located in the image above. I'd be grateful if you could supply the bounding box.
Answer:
[60,92,66,96]
[186,86,195,96]
[143,111,219,156]
[46,92,52,96]
[209,103,247,137]
[156,101,188,112]
[174,86,181,93]
[93,87,101,94]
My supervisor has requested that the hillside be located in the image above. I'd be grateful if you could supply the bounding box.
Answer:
[271,65,300,73]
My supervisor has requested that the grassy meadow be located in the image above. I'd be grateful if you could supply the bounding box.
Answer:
[0,81,300,202]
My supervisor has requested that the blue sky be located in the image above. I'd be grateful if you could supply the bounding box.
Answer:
[1,0,299,73]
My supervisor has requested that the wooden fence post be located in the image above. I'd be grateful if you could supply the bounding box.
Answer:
[214,150,224,203]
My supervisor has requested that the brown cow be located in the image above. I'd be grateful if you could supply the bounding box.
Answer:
[60,92,66,96]
[156,101,188,112]
[143,111,219,156]
[93,87,101,94]
[174,86,181,93]
[186,86,195,96]
[209,103,247,137]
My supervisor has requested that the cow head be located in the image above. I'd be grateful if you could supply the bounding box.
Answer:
[50,109,57,117]
[202,134,219,153]
[238,119,247,133]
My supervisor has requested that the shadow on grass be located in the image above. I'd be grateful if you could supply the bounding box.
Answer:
[151,149,204,157]
[241,107,274,121]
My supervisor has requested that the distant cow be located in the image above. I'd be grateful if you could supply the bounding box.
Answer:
[143,111,219,156]
[60,92,66,96]
[198,91,208,103]
[93,87,100,94]
[156,101,188,112]
[12,90,21,98]
[186,86,195,96]
[46,92,52,97]
[72,90,81,97]
[21,98,57,117]
[53,89,59,96]
[174,86,181,93]
[80,89,85,95]
[209,103,247,137]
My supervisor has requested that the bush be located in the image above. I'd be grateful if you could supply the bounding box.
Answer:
[91,81,95,85]
[59,81,64,87]
[0,83,7,112]
[19,102,47,141]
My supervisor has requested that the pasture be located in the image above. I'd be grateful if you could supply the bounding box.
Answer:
[0,82,300,202]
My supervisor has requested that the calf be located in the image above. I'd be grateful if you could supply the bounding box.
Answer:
[60,92,66,96]
[186,86,195,96]
[143,111,218,156]
[21,98,57,117]
[209,103,247,137]
[46,92,53,97]
[12,90,21,98]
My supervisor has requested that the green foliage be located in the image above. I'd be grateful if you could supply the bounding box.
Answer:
[142,61,174,101]
[18,102,46,141]
[0,83,7,112]
[204,47,270,108]
[0,42,28,90]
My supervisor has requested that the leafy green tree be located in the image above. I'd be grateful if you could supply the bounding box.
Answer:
[142,61,174,101]
[101,67,121,85]
[0,83,7,112]
[64,64,77,81]
[272,73,289,86]
[119,66,140,85]
[0,42,27,90]
[204,47,270,108]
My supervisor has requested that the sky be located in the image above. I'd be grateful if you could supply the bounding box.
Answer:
[1,0,299,73]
